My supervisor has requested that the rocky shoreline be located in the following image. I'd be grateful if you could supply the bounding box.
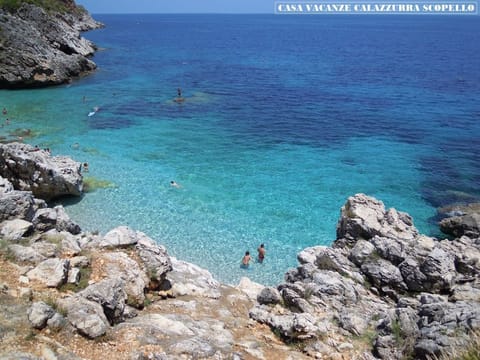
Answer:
[0,142,479,359]
[0,3,102,89]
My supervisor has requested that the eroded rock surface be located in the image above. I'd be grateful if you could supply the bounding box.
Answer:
[0,143,83,200]
[0,3,103,89]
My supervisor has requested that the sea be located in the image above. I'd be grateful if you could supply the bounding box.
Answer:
[1,14,479,285]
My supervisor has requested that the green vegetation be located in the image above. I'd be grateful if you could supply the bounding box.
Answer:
[59,266,91,292]
[43,294,67,317]
[303,285,315,302]
[0,0,86,14]
[43,232,64,247]
[147,268,158,282]
[0,239,16,262]
[43,295,59,309]
[83,177,117,193]
[351,328,378,352]
[0,238,8,253]
[435,332,480,360]
[454,347,480,360]
[143,297,152,307]
[126,294,140,308]
[390,318,415,360]
[391,318,402,344]
[24,331,37,341]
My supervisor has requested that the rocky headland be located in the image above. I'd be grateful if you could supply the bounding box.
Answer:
[0,0,102,89]
[0,142,479,360]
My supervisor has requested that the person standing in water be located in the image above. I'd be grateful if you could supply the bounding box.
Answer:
[241,251,251,268]
[257,244,266,263]
[174,88,185,103]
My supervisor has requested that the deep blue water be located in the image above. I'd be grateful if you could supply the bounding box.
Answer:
[1,15,479,285]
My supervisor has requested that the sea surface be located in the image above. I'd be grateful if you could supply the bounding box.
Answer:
[1,15,479,285]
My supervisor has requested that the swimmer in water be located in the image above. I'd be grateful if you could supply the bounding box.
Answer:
[241,251,251,269]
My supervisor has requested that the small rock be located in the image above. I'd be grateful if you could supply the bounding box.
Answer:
[19,287,33,300]
[47,312,66,330]
[0,219,33,241]
[67,268,81,284]
[257,287,282,305]
[99,226,139,248]
[40,345,58,360]
[337,342,354,351]
[70,255,90,268]
[28,301,55,329]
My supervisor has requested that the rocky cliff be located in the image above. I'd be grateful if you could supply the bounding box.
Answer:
[0,1,102,89]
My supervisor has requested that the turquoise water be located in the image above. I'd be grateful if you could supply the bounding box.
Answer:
[1,15,479,285]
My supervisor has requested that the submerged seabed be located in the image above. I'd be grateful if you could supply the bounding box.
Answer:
[1,15,479,285]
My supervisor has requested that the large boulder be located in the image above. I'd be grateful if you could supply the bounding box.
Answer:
[0,176,38,221]
[0,219,33,241]
[399,257,429,292]
[58,296,109,339]
[169,257,221,298]
[336,194,418,245]
[7,244,47,264]
[27,301,56,329]
[94,252,148,308]
[257,287,282,305]
[0,143,83,200]
[26,258,70,287]
[419,247,456,292]
[135,233,172,284]
[361,259,408,294]
[99,226,140,248]
[79,278,127,325]
[33,205,81,234]
[438,202,480,238]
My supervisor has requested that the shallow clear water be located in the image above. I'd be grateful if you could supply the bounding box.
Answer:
[1,15,479,285]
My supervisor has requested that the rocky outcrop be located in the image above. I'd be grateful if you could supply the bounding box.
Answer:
[439,202,480,238]
[250,193,480,359]
[336,193,418,245]
[0,3,103,89]
[0,143,83,200]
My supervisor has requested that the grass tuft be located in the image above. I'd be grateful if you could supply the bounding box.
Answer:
[431,331,480,360]
[59,267,91,292]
